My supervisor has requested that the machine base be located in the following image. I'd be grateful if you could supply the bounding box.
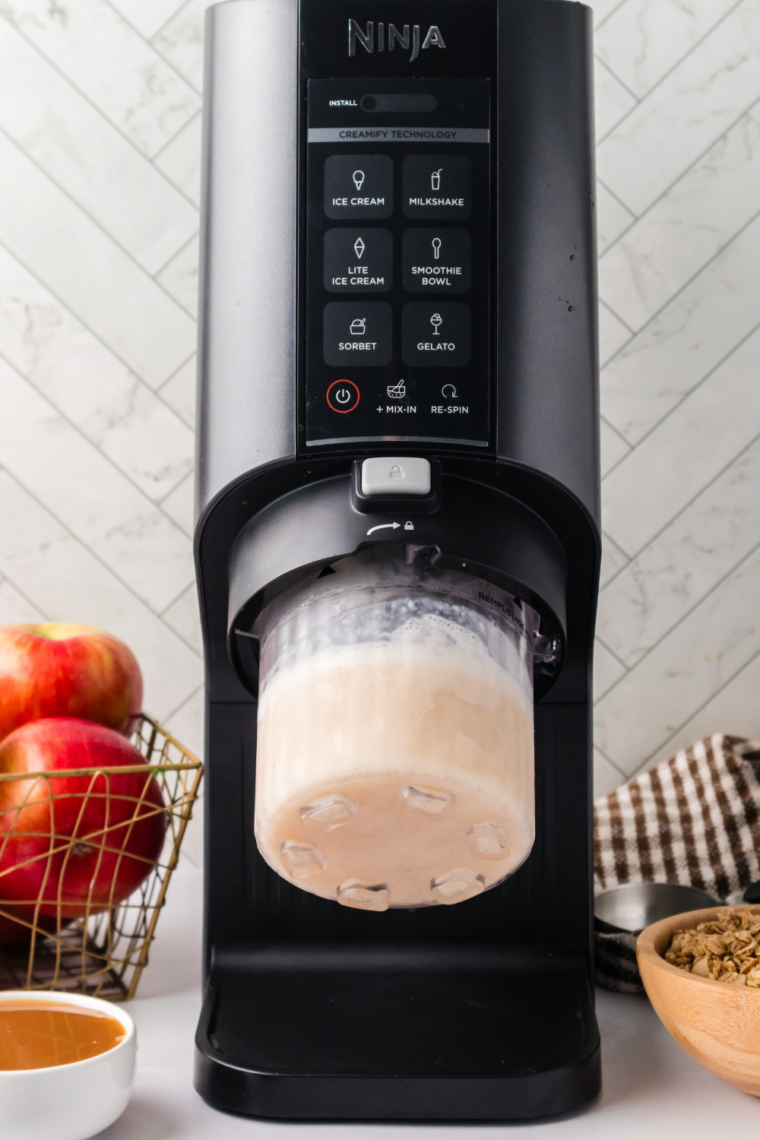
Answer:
[194,946,601,1121]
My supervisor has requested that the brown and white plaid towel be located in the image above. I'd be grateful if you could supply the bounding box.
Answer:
[593,734,760,993]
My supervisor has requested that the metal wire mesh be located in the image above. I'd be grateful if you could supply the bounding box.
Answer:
[0,715,202,1001]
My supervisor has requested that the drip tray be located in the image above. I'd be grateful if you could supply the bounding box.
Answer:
[195,944,600,1121]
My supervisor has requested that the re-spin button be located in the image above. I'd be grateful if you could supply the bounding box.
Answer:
[324,155,393,219]
[326,379,360,413]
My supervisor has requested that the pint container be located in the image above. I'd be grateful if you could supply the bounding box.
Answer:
[253,548,537,910]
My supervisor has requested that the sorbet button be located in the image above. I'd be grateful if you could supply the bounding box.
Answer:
[323,302,393,367]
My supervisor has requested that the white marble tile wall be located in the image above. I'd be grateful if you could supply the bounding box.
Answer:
[0,0,758,807]
[0,0,208,771]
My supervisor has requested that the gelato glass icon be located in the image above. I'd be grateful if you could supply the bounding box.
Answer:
[430,313,443,336]
[432,237,442,260]
[431,168,443,191]
[350,317,367,336]
[353,237,365,259]
[353,170,365,191]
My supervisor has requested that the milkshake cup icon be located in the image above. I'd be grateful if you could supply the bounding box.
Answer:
[430,313,443,336]
[431,169,443,191]
[353,170,365,191]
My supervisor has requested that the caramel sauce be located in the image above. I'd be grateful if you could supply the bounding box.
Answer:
[0,1000,126,1070]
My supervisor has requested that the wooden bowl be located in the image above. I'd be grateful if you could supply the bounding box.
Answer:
[637,905,760,1096]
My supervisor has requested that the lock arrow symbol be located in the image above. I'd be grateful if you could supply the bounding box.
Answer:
[366,522,402,535]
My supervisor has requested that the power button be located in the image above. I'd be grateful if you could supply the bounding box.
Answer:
[326,379,360,413]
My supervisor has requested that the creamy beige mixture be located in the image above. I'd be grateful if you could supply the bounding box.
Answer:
[254,638,534,909]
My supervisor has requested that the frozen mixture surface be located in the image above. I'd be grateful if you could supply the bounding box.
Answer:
[255,635,534,909]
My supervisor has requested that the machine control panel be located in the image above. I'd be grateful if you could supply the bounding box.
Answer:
[303,78,491,450]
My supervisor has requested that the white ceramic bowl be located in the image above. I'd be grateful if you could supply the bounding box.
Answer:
[0,990,136,1140]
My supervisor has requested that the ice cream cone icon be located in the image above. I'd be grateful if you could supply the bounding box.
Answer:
[353,170,365,191]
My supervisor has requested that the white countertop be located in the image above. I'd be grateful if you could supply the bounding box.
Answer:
[102,860,760,1139]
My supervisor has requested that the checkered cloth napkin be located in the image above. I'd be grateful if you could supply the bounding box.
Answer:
[593,734,760,993]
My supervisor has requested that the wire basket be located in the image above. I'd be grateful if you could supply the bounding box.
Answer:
[0,715,203,1001]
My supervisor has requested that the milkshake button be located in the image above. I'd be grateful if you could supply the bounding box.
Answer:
[402,156,472,219]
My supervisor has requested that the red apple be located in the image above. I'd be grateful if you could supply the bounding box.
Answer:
[0,624,142,742]
[0,718,166,918]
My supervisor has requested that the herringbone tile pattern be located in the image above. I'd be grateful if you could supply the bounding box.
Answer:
[0,0,758,802]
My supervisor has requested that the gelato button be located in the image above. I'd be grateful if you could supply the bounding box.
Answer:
[401,303,471,368]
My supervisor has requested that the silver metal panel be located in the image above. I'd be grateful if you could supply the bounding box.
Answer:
[196,0,298,517]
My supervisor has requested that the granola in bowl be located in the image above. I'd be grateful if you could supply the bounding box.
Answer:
[665,908,760,986]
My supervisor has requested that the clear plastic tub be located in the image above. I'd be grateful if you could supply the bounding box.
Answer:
[253,547,537,910]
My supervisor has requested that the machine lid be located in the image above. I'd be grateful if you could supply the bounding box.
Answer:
[226,472,567,699]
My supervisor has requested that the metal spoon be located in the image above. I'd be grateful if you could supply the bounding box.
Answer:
[595,882,721,935]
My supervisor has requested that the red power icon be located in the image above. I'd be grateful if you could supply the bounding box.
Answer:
[326,380,360,413]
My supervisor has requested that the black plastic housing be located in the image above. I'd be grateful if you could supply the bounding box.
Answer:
[194,0,600,1122]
